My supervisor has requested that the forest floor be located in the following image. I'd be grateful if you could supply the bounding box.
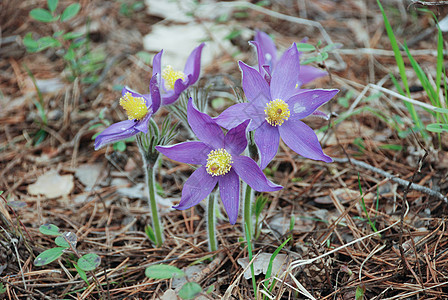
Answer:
[1,0,448,299]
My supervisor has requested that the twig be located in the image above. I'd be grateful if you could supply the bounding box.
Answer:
[332,157,447,203]
[410,0,448,6]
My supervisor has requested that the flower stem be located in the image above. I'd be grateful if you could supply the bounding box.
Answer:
[145,163,164,247]
[207,192,217,252]
[243,183,253,241]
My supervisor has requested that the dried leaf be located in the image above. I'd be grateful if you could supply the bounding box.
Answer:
[28,170,74,199]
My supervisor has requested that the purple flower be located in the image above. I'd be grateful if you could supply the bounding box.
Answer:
[94,74,161,150]
[216,43,339,169]
[156,99,282,224]
[153,43,205,106]
[253,30,327,88]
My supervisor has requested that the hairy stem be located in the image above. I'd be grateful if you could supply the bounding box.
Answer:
[145,163,164,247]
[207,192,217,252]
[243,183,253,242]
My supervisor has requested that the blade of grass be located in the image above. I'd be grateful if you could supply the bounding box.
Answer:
[377,0,423,134]
[245,223,257,298]
[402,42,438,108]
[357,173,380,236]
[264,237,291,300]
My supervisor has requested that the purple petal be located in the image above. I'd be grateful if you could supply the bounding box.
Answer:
[239,61,271,107]
[232,156,282,192]
[152,50,163,76]
[156,141,211,165]
[218,169,240,224]
[174,166,218,210]
[270,43,300,100]
[287,89,339,119]
[308,110,330,120]
[297,65,327,87]
[187,98,224,149]
[262,65,272,84]
[183,43,205,85]
[254,121,280,169]
[134,112,152,133]
[215,102,265,132]
[162,77,186,105]
[254,30,277,69]
[250,40,265,75]
[94,120,138,150]
[149,74,161,113]
[279,118,332,162]
[224,120,249,156]
[161,90,178,106]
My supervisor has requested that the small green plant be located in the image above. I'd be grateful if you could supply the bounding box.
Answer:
[298,41,342,66]
[24,0,105,84]
[35,224,101,285]
[145,264,202,299]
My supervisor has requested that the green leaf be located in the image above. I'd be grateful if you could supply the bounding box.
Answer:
[145,225,156,243]
[136,51,152,64]
[322,43,342,52]
[355,285,366,300]
[37,36,61,50]
[61,3,81,22]
[426,123,448,133]
[297,43,315,52]
[53,30,64,38]
[54,236,70,248]
[78,253,101,271]
[74,263,89,285]
[23,33,39,52]
[265,238,290,284]
[39,223,60,235]
[47,0,58,13]
[63,32,84,40]
[224,29,242,40]
[113,141,126,152]
[378,144,403,151]
[0,282,6,294]
[301,52,329,64]
[63,48,75,61]
[145,264,185,279]
[254,195,268,217]
[34,247,65,266]
[434,107,448,114]
[178,282,202,299]
[30,8,54,22]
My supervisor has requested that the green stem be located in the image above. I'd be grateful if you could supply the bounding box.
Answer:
[207,192,217,252]
[146,163,164,247]
[243,183,253,241]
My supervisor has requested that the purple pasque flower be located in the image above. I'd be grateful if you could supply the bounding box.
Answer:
[156,99,282,224]
[215,43,339,169]
[253,30,327,88]
[153,43,205,106]
[94,74,161,150]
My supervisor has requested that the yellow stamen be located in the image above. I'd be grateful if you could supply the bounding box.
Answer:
[162,65,185,90]
[264,98,290,126]
[206,148,233,176]
[119,92,148,120]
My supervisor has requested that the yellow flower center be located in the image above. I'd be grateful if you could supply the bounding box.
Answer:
[119,92,148,120]
[264,99,290,126]
[162,65,185,90]
[206,148,233,176]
